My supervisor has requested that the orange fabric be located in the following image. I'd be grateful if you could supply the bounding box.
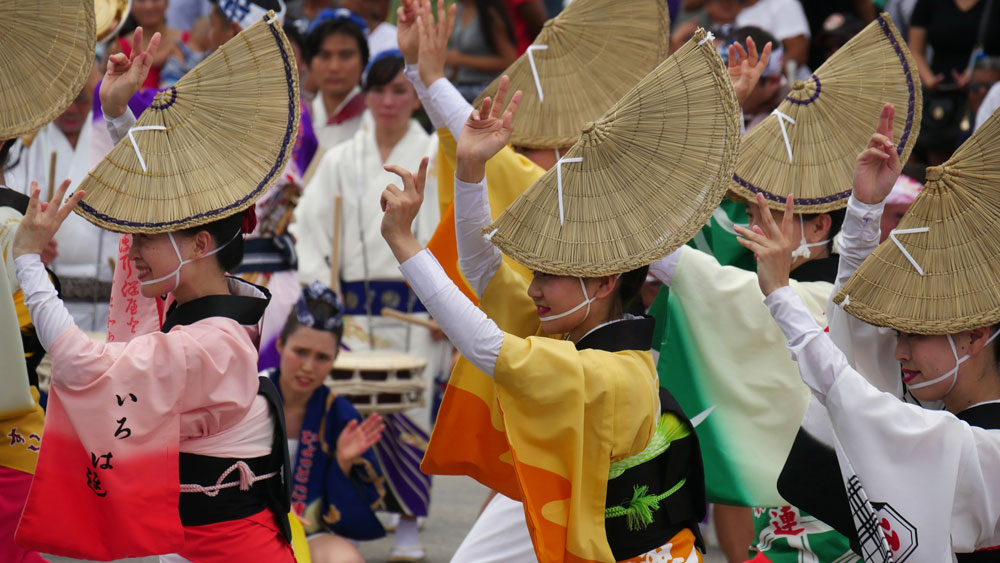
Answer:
[619,528,702,562]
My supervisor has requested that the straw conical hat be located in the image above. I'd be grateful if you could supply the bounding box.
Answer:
[474,0,670,150]
[730,13,921,213]
[74,12,300,234]
[0,0,96,140]
[486,29,740,277]
[832,108,1000,335]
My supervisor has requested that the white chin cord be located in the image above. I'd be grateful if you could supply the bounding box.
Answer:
[138,230,238,291]
[539,277,596,322]
[790,214,829,261]
[908,330,1000,394]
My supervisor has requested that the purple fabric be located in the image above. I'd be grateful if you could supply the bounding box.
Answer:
[294,103,318,177]
[372,413,432,517]
[257,333,282,372]
[92,81,162,122]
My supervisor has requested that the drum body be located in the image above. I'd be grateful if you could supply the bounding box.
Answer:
[328,350,427,413]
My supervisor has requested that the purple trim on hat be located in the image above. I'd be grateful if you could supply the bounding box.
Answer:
[732,173,852,206]
[149,86,178,110]
[876,16,916,155]
[785,75,822,105]
[79,18,297,230]
[738,16,917,206]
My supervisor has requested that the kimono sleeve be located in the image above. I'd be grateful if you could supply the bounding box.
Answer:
[291,144,347,285]
[825,367,1000,556]
[493,334,659,563]
[319,396,386,541]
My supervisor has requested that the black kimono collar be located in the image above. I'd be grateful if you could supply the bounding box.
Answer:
[957,401,1000,430]
[575,315,655,353]
[162,276,271,332]
[790,254,839,284]
[0,186,29,214]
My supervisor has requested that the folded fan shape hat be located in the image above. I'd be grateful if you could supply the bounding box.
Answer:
[485,29,741,277]
[833,107,1000,335]
[474,0,670,150]
[0,0,96,140]
[730,13,921,213]
[74,12,300,233]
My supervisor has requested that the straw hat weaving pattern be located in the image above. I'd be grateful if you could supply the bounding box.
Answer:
[730,13,921,213]
[833,107,1000,335]
[74,12,300,234]
[0,0,96,140]
[474,0,670,150]
[485,29,741,277]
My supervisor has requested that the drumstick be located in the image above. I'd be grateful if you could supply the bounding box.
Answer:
[330,194,342,294]
[47,151,57,201]
[380,307,441,331]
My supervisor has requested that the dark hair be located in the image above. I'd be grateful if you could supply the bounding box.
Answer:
[474,0,516,55]
[282,22,303,50]
[801,208,846,253]
[278,296,345,345]
[1,139,16,171]
[730,25,777,53]
[177,212,245,272]
[613,265,649,318]
[303,17,369,69]
[363,54,405,92]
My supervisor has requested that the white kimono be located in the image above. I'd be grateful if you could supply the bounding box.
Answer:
[310,88,367,151]
[767,268,1000,561]
[291,110,446,374]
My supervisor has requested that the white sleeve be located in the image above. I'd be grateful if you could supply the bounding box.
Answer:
[765,285,840,397]
[290,153,336,285]
[403,63,473,138]
[826,195,906,396]
[835,195,885,287]
[14,254,75,350]
[105,108,138,146]
[454,176,502,297]
[400,249,502,376]
[647,248,683,287]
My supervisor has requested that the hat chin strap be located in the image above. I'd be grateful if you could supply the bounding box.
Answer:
[138,231,237,292]
[539,278,595,322]
[790,213,829,261]
[907,330,1000,394]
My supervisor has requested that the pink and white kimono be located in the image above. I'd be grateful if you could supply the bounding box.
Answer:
[12,252,294,563]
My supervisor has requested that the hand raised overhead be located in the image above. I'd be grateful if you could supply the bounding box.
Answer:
[416,0,457,87]
[733,193,796,297]
[455,75,522,182]
[853,103,900,205]
[100,27,161,118]
[13,180,84,259]
[728,36,773,108]
[380,157,431,264]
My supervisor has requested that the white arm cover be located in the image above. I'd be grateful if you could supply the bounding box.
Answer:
[15,253,75,350]
[454,176,502,297]
[105,108,138,146]
[647,248,683,287]
[403,64,473,138]
[400,249,502,376]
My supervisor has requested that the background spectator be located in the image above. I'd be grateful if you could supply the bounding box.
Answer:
[735,0,811,77]
[448,0,518,101]
[505,0,547,53]
[341,0,399,56]
[908,0,1000,164]
[304,10,370,148]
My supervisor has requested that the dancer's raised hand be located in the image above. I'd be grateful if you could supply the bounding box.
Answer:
[100,27,162,118]
[455,76,522,182]
[13,180,84,258]
[734,194,796,296]
[853,103,901,205]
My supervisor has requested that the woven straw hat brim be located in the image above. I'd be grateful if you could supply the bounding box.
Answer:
[730,14,921,214]
[474,0,669,151]
[833,107,1000,335]
[74,13,300,234]
[486,29,741,277]
[0,0,96,140]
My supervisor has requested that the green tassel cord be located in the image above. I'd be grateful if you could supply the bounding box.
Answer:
[605,479,687,531]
